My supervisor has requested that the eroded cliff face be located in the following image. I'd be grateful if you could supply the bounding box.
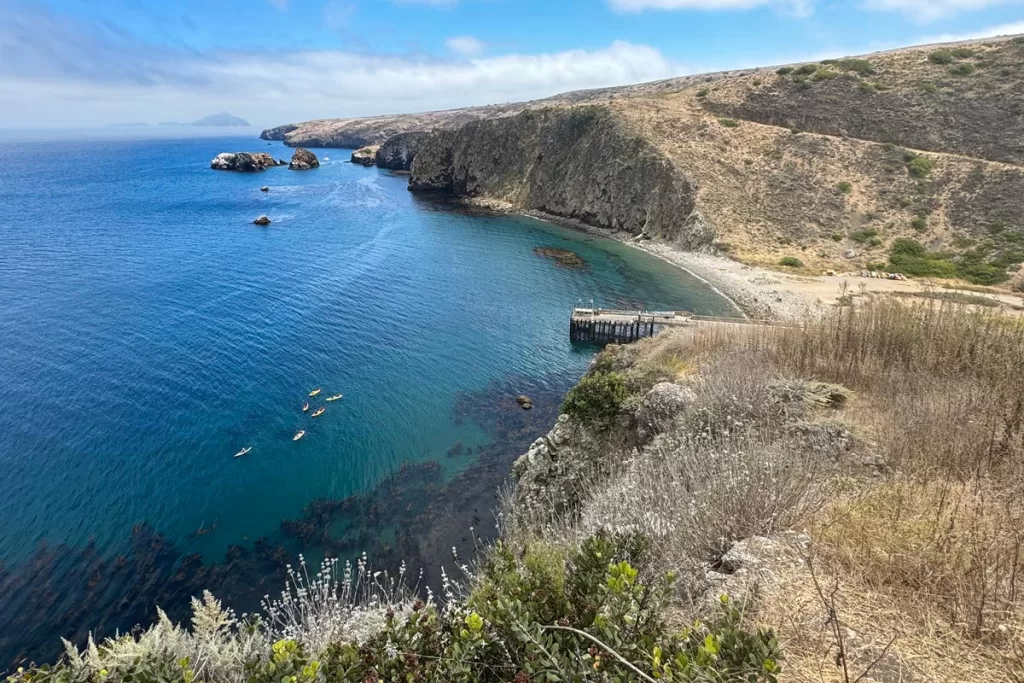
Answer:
[410,106,712,248]
[375,132,430,170]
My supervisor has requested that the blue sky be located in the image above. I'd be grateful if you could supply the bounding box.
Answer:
[1,0,1022,129]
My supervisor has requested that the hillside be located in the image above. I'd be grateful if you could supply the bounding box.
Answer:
[400,36,1024,288]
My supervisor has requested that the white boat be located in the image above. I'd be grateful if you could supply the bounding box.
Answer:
[293,430,305,441]
[309,388,322,397]
[311,407,325,417]
[325,394,343,402]
[234,446,252,458]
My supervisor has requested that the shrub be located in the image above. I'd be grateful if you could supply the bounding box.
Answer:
[851,228,879,244]
[911,217,927,232]
[779,256,804,267]
[928,49,955,64]
[888,238,958,277]
[921,81,939,93]
[866,261,887,271]
[719,118,740,128]
[811,67,840,81]
[836,181,853,195]
[752,78,763,86]
[831,232,844,242]
[561,371,629,425]
[794,63,819,75]
[858,80,876,93]
[868,237,883,247]
[952,47,976,58]
[696,87,709,98]
[776,66,794,75]
[906,154,935,178]
[949,62,976,76]
[835,58,875,75]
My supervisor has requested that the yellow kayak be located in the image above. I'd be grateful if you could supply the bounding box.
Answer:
[293,430,305,441]
[312,407,325,417]
[326,394,343,402]
[309,388,321,397]
[302,402,309,412]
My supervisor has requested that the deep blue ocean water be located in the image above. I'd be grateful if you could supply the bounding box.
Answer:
[0,135,735,664]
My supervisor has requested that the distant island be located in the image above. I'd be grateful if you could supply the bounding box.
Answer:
[155,112,251,127]
[191,112,250,127]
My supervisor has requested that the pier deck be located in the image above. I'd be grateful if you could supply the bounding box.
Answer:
[569,308,777,344]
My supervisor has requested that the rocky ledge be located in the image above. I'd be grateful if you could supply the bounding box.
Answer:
[210,152,283,172]
[351,146,378,167]
[533,247,588,269]
[288,148,320,171]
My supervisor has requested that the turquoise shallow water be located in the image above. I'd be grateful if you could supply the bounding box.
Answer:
[0,135,735,664]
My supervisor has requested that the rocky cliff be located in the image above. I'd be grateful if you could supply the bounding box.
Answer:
[410,106,711,248]
[375,131,430,170]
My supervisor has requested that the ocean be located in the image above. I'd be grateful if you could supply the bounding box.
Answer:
[0,134,736,665]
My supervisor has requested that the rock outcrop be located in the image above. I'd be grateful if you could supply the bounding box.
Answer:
[351,146,378,167]
[410,106,711,248]
[210,152,282,172]
[253,214,271,225]
[288,148,319,170]
[375,132,430,170]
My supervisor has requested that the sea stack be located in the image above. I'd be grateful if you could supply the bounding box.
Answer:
[210,152,281,172]
[253,215,271,225]
[288,148,319,170]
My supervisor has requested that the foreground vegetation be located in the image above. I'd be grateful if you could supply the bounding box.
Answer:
[10,301,1024,681]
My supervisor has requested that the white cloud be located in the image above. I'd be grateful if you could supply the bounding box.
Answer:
[861,0,1023,21]
[609,0,813,15]
[0,34,686,128]
[446,35,485,56]
[914,19,1024,42]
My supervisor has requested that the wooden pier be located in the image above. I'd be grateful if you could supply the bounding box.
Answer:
[569,308,781,344]
[569,308,693,344]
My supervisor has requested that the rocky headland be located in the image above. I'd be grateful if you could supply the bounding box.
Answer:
[350,145,378,167]
[210,152,283,172]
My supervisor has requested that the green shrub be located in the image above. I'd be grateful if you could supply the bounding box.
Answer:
[952,47,976,59]
[835,58,876,75]
[851,228,879,244]
[811,67,840,81]
[776,66,794,75]
[779,256,804,267]
[719,118,740,128]
[867,261,887,271]
[911,217,927,232]
[696,88,709,98]
[868,237,883,247]
[795,63,820,75]
[906,155,935,178]
[921,81,939,93]
[929,49,955,65]
[858,80,877,93]
[949,63,976,76]
[561,371,630,425]
[752,78,763,86]
[837,181,853,195]
[888,238,958,278]
[831,232,844,242]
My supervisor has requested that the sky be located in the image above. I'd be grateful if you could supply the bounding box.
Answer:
[1,0,1023,130]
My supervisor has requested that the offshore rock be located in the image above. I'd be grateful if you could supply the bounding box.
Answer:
[253,214,271,226]
[288,148,320,171]
[375,132,430,170]
[210,152,281,172]
[515,395,533,410]
[351,146,378,167]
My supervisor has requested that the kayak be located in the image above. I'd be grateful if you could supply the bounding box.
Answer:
[326,394,343,402]
[234,446,252,458]
[312,407,325,417]
[293,430,305,441]
[302,402,309,412]
[309,388,322,397]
